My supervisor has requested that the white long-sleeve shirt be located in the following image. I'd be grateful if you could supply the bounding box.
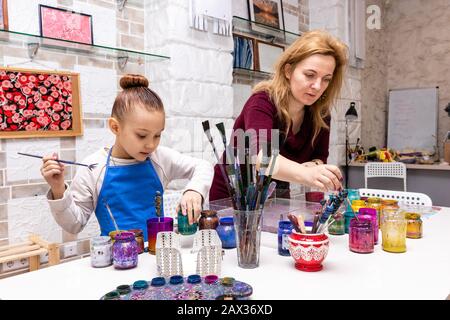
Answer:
[47,146,214,234]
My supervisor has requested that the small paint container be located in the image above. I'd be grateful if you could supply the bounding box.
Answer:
[405,212,422,239]
[90,236,112,268]
[112,232,139,269]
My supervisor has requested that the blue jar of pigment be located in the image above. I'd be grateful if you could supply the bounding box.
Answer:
[278,220,293,256]
[216,216,236,249]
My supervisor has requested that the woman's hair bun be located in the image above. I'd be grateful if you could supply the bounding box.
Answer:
[120,74,149,89]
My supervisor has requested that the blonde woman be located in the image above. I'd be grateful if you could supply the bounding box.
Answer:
[210,30,348,200]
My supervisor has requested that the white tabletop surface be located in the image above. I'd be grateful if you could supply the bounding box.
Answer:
[0,208,449,300]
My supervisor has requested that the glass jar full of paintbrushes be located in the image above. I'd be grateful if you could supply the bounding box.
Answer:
[233,209,263,269]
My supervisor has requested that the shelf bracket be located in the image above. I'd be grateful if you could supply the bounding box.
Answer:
[27,43,40,61]
[117,55,129,70]
[117,0,127,11]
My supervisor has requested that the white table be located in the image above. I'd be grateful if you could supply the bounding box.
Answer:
[0,208,449,300]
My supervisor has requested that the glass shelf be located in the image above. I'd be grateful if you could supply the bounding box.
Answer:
[0,29,169,65]
[232,16,301,45]
[233,67,272,79]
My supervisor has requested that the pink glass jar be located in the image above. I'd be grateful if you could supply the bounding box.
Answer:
[358,207,379,244]
[349,218,374,254]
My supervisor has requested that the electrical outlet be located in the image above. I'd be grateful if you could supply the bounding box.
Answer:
[63,242,78,258]
[2,258,28,272]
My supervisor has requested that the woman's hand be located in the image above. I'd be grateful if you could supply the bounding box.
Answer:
[301,164,343,191]
[40,152,66,199]
[177,190,203,225]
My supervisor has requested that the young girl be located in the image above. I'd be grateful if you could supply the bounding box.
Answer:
[41,74,213,241]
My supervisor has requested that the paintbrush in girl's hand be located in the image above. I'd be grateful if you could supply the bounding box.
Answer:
[103,199,120,233]
[18,152,98,171]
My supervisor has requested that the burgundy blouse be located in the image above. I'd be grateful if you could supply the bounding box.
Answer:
[209,91,331,201]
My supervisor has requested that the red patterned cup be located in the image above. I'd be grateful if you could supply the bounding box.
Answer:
[288,231,329,272]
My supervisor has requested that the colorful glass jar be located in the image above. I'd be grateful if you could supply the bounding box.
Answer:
[346,189,360,211]
[349,218,374,253]
[128,229,145,254]
[90,236,113,268]
[358,207,379,244]
[199,210,219,230]
[344,210,357,234]
[216,216,236,249]
[380,199,400,228]
[367,197,382,228]
[177,210,198,235]
[328,209,345,235]
[112,231,139,269]
[278,220,293,256]
[381,209,407,253]
[405,212,422,239]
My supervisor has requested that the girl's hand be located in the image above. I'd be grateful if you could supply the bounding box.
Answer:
[177,190,203,225]
[301,164,343,192]
[40,152,66,199]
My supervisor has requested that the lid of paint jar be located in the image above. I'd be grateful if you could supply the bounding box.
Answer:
[104,291,120,300]
[114,232,135,241]
[108,230,127,240]
[204,275,219,284]
[278,220,293,229]
[133,280,149,290]
[352,200,366,206]
[116,284,131,295]
[405,212,421,220]
[151,277,166,287]
[358,207,377,216]
[169,275,184,285]
[367,197,381,204]
[201,210,218,217]
[219,216,233,225]
[187,274,201,284]
[221,277,235,287]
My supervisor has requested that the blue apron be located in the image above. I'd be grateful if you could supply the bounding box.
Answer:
[95,147,164,241]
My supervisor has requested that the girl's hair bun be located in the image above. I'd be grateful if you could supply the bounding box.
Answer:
[120,74,149,89]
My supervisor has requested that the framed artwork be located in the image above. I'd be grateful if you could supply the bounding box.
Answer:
[0,0,8,30]
[255,40,284,73]
[248,0,285,30]
[39,5,93,45]
[0,67,83,139]
[233,34,255,70]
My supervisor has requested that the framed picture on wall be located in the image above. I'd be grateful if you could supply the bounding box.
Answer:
[248,0,285,30]
[0,0,8,30]
[0,67,83,139]
[255,40,284,73]
[39,5,93,45]
[233,34,256,70]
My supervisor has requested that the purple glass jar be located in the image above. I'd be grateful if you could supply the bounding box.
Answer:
[112,232,138,269]
[358,207,379,244]
[349,218,374,254]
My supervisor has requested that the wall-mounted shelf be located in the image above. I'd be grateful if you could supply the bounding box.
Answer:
[233,67,272,79]
[0,29,169,69]
[232,16,301,45]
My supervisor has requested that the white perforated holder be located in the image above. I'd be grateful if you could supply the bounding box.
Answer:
[155,231,183,277]
[358,188,432,206]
